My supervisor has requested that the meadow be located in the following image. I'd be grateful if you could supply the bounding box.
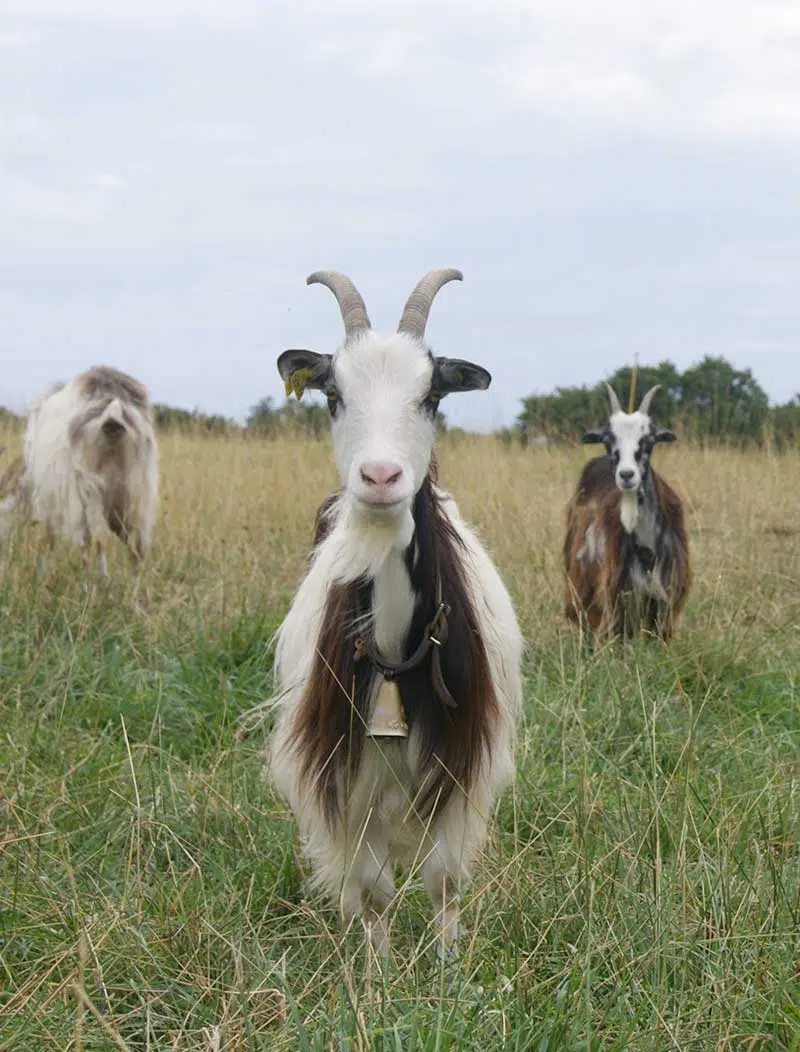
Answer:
[1,429,798,1050]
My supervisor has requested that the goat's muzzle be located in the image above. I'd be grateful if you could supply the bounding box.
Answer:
[101,418,127,438]
[356,460,407,509]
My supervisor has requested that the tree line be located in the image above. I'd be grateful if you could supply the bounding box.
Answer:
[511,356,799,448]
[244,398,448,437]
[0,398,351,438]
[115,400,331,437]
[2,355,797,446]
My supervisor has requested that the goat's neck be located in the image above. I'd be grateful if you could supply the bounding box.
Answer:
[341,504,417,665]
[372,544,417,664]
[620,472,658,545]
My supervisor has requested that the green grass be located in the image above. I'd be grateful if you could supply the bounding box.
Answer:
[1,434,799,1050]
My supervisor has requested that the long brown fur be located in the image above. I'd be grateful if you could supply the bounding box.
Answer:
[289,575,373,823]
[82,437,144,555]
[291,468,498,825]
[564,455,690,641]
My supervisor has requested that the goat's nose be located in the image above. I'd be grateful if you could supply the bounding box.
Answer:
[619,469,635,483]
[101,417,127,438]
[360,461,403,487]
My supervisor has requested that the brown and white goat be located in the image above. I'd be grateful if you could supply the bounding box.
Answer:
[564,383,690,642]
[262,269,522,959]
[19,365,158,577]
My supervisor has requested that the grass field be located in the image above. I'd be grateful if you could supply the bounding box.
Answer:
[1,430,799,1050]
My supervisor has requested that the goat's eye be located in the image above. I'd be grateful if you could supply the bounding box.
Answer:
[611,449,620,464]
[325,387,342,418]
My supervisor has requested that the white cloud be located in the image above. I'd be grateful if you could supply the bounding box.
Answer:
[2,175,118,222]
[1,0,799,424]
[0,27,42,46]
[286,0,800,143]
[502,63,648,111]
[89,171,126,189]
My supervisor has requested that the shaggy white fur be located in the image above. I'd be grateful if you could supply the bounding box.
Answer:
[267,274,522,957]
[20,369,158,575]
[270,487,522,957]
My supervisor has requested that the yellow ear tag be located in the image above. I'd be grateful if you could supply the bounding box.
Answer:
[285,367,314,400]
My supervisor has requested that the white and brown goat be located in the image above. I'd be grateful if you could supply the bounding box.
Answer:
[564,383,690,642]
[263,269,522,958]
[18,365,158,577]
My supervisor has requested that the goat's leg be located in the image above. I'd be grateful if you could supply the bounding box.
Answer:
[97,539,108,579]
[36,526,55,580]
[655,605,674,643]
[127,529,145,570]
[126,532,146,609]
[340,835,395,960]
[81,536,107,585]
[421,853,461,960]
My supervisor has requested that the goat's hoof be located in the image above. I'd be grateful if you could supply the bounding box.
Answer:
[435,941,459,964]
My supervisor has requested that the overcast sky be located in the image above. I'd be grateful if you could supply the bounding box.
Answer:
[2,0,800,430]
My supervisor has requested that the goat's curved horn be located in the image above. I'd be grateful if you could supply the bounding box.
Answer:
[307,271,371,339]
[604,382,623,415]
[397,268,463,340]
[638,384,661,416]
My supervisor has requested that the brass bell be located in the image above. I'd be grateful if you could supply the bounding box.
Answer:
[366,676,408,738]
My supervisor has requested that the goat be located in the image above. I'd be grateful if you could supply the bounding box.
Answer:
[563,383,690,642]
[264,269,522,959]
[19,365,158,577]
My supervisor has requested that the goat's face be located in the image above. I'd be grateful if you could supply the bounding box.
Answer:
[278,270,490,520]
[582,385,675,495]
[70,397,134,453]
[329,333,438,512]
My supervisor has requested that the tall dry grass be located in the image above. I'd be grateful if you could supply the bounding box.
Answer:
[3,426,797,638]
[4,428,796,652]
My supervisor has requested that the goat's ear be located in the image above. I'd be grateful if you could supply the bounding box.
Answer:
[432,357,491,397]
[654,428,676,444]
[277,349,333,400]
[581,428,607,445]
